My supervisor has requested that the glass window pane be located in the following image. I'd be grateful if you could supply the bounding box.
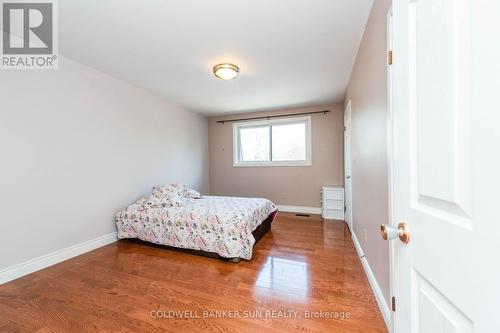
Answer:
[271,122,306,161]
[239,126,270,162]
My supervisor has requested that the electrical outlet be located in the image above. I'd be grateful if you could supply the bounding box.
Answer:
[364,228,368,243]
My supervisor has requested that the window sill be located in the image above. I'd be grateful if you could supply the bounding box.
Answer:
[233,161,312,167]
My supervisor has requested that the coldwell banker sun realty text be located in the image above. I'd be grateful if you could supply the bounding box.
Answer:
[1,0,58,69]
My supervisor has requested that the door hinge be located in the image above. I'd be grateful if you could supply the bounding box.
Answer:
[391,296,396,311]
[388,50,393,65]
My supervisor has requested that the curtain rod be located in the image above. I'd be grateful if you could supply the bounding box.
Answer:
[216,110,330,124]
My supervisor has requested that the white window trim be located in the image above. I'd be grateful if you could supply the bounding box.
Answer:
[232,116,312,167]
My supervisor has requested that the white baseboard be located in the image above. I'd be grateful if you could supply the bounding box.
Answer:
[0,232,117,285]
[276,205,321,215]
[351,231,391,330]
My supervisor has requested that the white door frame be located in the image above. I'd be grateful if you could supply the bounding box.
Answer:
[344,100,353,232]
[386,6,395,333]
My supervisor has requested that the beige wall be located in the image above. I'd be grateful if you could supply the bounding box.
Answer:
[345,0,391,306]
[208,104,344,207]
[0,56,209,271]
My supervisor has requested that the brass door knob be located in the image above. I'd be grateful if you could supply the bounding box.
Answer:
[380,223,410,244]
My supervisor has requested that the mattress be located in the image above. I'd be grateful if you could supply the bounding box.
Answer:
[115,196,277,260]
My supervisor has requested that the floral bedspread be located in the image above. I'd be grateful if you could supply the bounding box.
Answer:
[115,196,277,260]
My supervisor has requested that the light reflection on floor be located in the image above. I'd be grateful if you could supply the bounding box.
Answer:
[254,256,309,300]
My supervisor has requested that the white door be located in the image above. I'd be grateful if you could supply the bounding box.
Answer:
[391,0,500,332]
[344,102,353,231]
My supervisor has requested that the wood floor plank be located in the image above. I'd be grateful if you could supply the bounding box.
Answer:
[0,212,387,332]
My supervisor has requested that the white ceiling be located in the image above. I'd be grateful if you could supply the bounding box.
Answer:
[59,0,373,115]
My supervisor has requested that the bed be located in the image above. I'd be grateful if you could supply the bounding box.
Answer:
[115,195,278,261]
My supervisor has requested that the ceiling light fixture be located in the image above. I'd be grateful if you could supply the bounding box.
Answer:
[213,63,239,80]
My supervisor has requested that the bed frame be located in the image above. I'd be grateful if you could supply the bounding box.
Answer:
[126,210,277,263]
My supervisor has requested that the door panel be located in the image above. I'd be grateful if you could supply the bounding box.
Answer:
[413,270,473,332]
[409,0,472,224]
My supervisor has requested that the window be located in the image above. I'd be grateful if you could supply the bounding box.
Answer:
[233,116,311,166]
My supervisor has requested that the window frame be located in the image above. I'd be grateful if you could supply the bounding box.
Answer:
[232,116,312,167]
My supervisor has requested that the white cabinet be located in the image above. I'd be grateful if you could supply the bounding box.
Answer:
[322,186,344,220]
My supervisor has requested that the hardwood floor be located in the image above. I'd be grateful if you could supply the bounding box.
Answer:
[0,213,387,333]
